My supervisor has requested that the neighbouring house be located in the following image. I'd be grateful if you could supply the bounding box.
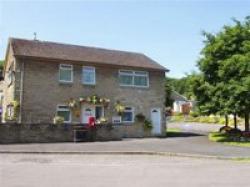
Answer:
[171,91,196,114]
[2,38,168,137]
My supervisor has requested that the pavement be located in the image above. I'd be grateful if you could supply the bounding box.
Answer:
[1,154,250,187]
[0,122,250,159]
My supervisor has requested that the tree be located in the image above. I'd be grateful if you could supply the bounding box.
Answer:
[197,17,250,130]
[165,77,174,107]
[0,60,4,70]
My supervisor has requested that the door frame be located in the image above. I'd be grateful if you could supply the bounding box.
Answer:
[81,104,96,124]
[150,108,162,135]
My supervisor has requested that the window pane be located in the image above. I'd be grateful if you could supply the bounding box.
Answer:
[134,76,147,86]
[95,106,103,119]
[83,71,95,84]
[119,75,133,85]
[57,111,70,122]
[120,70,133,75]
[60,69,72,81]
[134,71,147,75]
[122,111,133,122]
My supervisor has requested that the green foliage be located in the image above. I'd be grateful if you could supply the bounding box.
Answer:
[165,77,174,107]
[166,74,197,100]
[0,60,4,70]
[189,111,199,118]
[209,132,250,147]
[144,119,153,130]
[195,17,250,130]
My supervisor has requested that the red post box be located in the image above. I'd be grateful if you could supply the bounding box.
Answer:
[88,116,95,127]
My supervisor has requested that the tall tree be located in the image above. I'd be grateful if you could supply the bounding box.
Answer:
[197,17,250,130]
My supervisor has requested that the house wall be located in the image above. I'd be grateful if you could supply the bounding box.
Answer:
[173,101,187,113]
[16,59,166,136]
[2,46,17,122]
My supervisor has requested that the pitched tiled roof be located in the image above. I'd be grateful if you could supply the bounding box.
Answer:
[10,38,168,71]
[171,91,188,101]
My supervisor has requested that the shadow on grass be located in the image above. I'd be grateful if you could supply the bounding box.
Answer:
[166,131,204,138]
[209,132,250,147]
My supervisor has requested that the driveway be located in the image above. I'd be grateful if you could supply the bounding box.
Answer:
[0,122,250,158]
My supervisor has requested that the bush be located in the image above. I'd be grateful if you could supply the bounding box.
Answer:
[227,128,242,137]
[171,115,184,122]
[242,131,250,138]
[190,111,199,118]
[144,119,153,130]
[218,117,226,125]
[173,112,183,116]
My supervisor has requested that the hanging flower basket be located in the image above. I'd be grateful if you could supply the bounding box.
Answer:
[67,98,78,109]
[78,95,110,106]
[115,101,125,116]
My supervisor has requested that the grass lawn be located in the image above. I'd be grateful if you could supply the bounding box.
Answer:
[209,132,250,148]
[166,128,181,137]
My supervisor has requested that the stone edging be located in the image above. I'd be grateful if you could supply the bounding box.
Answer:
[0,150,249,160]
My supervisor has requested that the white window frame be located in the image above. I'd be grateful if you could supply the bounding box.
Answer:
[119,70,149,88]
[82,66,96,85]
[121,106,134,123]
[59,64,73,83]
[56,105,71,123]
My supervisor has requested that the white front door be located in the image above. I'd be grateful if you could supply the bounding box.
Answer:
[81,105,95,124]
[151,108,161,134]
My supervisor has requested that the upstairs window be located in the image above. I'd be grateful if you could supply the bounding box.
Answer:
[119,70,149,87]
[59,64,73,83]
[82,66,95,85]
[119,70,133,86]
[56,105,71,123]
[134,71,148,87]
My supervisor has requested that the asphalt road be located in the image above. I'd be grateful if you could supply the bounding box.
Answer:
[1,154,250,187]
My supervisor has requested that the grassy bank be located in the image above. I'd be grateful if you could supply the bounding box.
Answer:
[171,115,244,126]
[209,132,250,147]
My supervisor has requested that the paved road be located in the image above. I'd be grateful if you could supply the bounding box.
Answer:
[1,154,250,187]
[0,122,249,158]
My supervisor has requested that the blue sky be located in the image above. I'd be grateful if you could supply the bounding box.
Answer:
[0,1,249,78]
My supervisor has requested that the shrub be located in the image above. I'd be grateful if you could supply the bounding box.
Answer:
[242,131,250,138]
[227,128,242,137]
[190,111,199,118]
[171,115,184,122]
[144,119,153,130]
[173,112,183,116]
[218,117,226,125]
